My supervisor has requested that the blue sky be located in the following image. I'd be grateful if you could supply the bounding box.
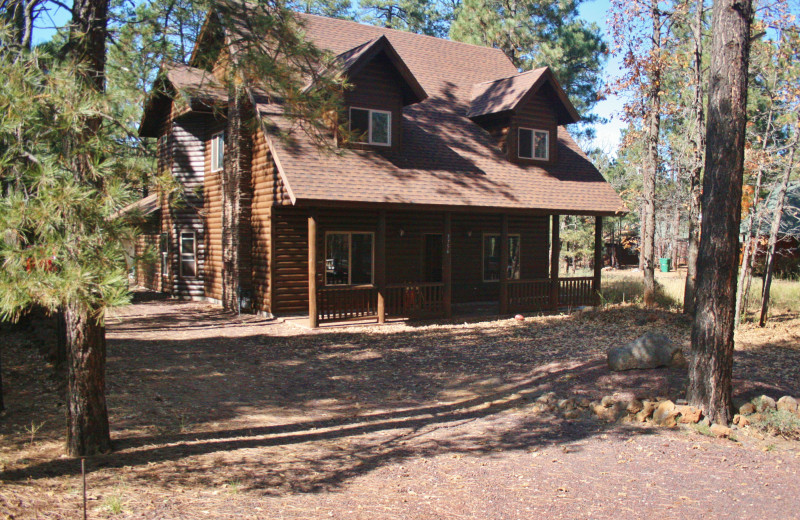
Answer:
[577,0,627,153]
[35,0,627,152]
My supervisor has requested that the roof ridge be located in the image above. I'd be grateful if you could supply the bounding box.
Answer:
[295,12,514,56]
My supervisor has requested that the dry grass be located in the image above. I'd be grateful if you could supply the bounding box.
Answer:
[599,269,800,319]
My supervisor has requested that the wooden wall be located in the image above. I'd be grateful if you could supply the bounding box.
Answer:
[161,111,210,299]
[249,125,292,314]
[135,233,162,291]
[268,207,551,316]
[203,118,227,301]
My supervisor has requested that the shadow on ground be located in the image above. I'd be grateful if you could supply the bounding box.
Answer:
[1,297,798,496]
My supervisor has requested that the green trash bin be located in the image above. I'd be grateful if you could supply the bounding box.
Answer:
[659,258,671,272]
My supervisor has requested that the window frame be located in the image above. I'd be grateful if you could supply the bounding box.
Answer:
[349,107,392,147]
[210,131,224,172]
[481,233,522,282]
[518,127,549,161]
[179,231,197,278]
[324,231,376,286]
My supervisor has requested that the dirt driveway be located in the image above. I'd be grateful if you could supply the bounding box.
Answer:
[1,297,799,519]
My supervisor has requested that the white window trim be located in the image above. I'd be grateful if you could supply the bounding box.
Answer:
[349,107,392,147]
[482,232,522,283]
[518,127,549,161]
[210,132,224,172]
[179,231,197,278]
[324,231,376,286]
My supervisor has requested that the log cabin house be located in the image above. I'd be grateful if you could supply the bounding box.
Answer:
[136,7,626,327]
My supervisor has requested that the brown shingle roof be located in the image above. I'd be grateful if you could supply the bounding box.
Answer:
[467,68,580,124]
[253,13,625,215]
[140,63,226,137]
[164,63,226,103]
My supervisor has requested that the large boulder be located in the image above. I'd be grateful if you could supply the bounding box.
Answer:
[607,332,685,371]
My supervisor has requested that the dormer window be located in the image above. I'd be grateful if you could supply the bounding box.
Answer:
[349,107,391,146]
[518,128,549,160]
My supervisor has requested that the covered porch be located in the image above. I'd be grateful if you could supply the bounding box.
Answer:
[305,209,604,328]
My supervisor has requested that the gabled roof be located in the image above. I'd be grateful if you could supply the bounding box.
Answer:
[248,13,624,216]
[139,63,226,137]
[332,36,427,106]
[467,68,581,124]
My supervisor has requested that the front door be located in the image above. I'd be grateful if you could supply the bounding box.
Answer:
[423,234,443,282]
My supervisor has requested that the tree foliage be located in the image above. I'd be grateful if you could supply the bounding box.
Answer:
[449,0,607,131]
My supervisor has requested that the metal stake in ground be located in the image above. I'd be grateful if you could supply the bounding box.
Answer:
[82,457,87,520]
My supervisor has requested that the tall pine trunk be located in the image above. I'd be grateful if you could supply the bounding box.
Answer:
[65,304,111,455]
[642,7,661,308]
[688,0,752,425]
[759,134,797,327]
[684,0,705,315]
[64,0,112,456]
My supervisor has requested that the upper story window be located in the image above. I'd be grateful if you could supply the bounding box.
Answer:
[211,132,224,171]
[349,107,391,146]
[518,128,549,160]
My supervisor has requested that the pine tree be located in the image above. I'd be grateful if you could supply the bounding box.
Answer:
[358,0,448,37]
[449,0,606,129]
[688,0,753,424]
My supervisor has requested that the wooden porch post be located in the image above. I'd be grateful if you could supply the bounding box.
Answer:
[308,212,318,328]
[550,215,560,310]
[499,214,509,315]
[593,216,604,305]
[376,210,386,324]
[443,212,452,318]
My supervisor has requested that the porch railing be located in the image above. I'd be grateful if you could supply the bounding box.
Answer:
[317,285,378,323]
[558,276,595,308]
[505,276,595,313]
[317,282,446,323]
[506,278,550,312]
[386,282,445,318]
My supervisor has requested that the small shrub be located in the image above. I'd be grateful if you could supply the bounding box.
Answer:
[104,495,124,515]
[750,410,800,440]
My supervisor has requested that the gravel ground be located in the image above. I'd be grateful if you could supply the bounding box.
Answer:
[1,296,799,519]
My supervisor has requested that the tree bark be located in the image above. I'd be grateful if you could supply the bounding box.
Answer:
[642,6,661,308]
[65,303,111,456]
[64,0,111,456]
[68,0,108,92]
[222,86,243,312]
[688,0,752,425]
[759,133,797,327]
[684,0,705,315]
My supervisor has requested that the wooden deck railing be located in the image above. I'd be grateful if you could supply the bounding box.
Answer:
[317,285,378,323]
[506,278,550,312]
[318,276,594,324]
[558,276,594,308]
[386,282,445,318]
[504,276,595,313]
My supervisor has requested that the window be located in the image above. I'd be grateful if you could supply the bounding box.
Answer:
[483,234,521,281]
[518,128,549,160]
[179,232,196,277]
[210,132,224,171]
[349,108,391,146]
[160,233,168,276]
[325,232,374,285]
